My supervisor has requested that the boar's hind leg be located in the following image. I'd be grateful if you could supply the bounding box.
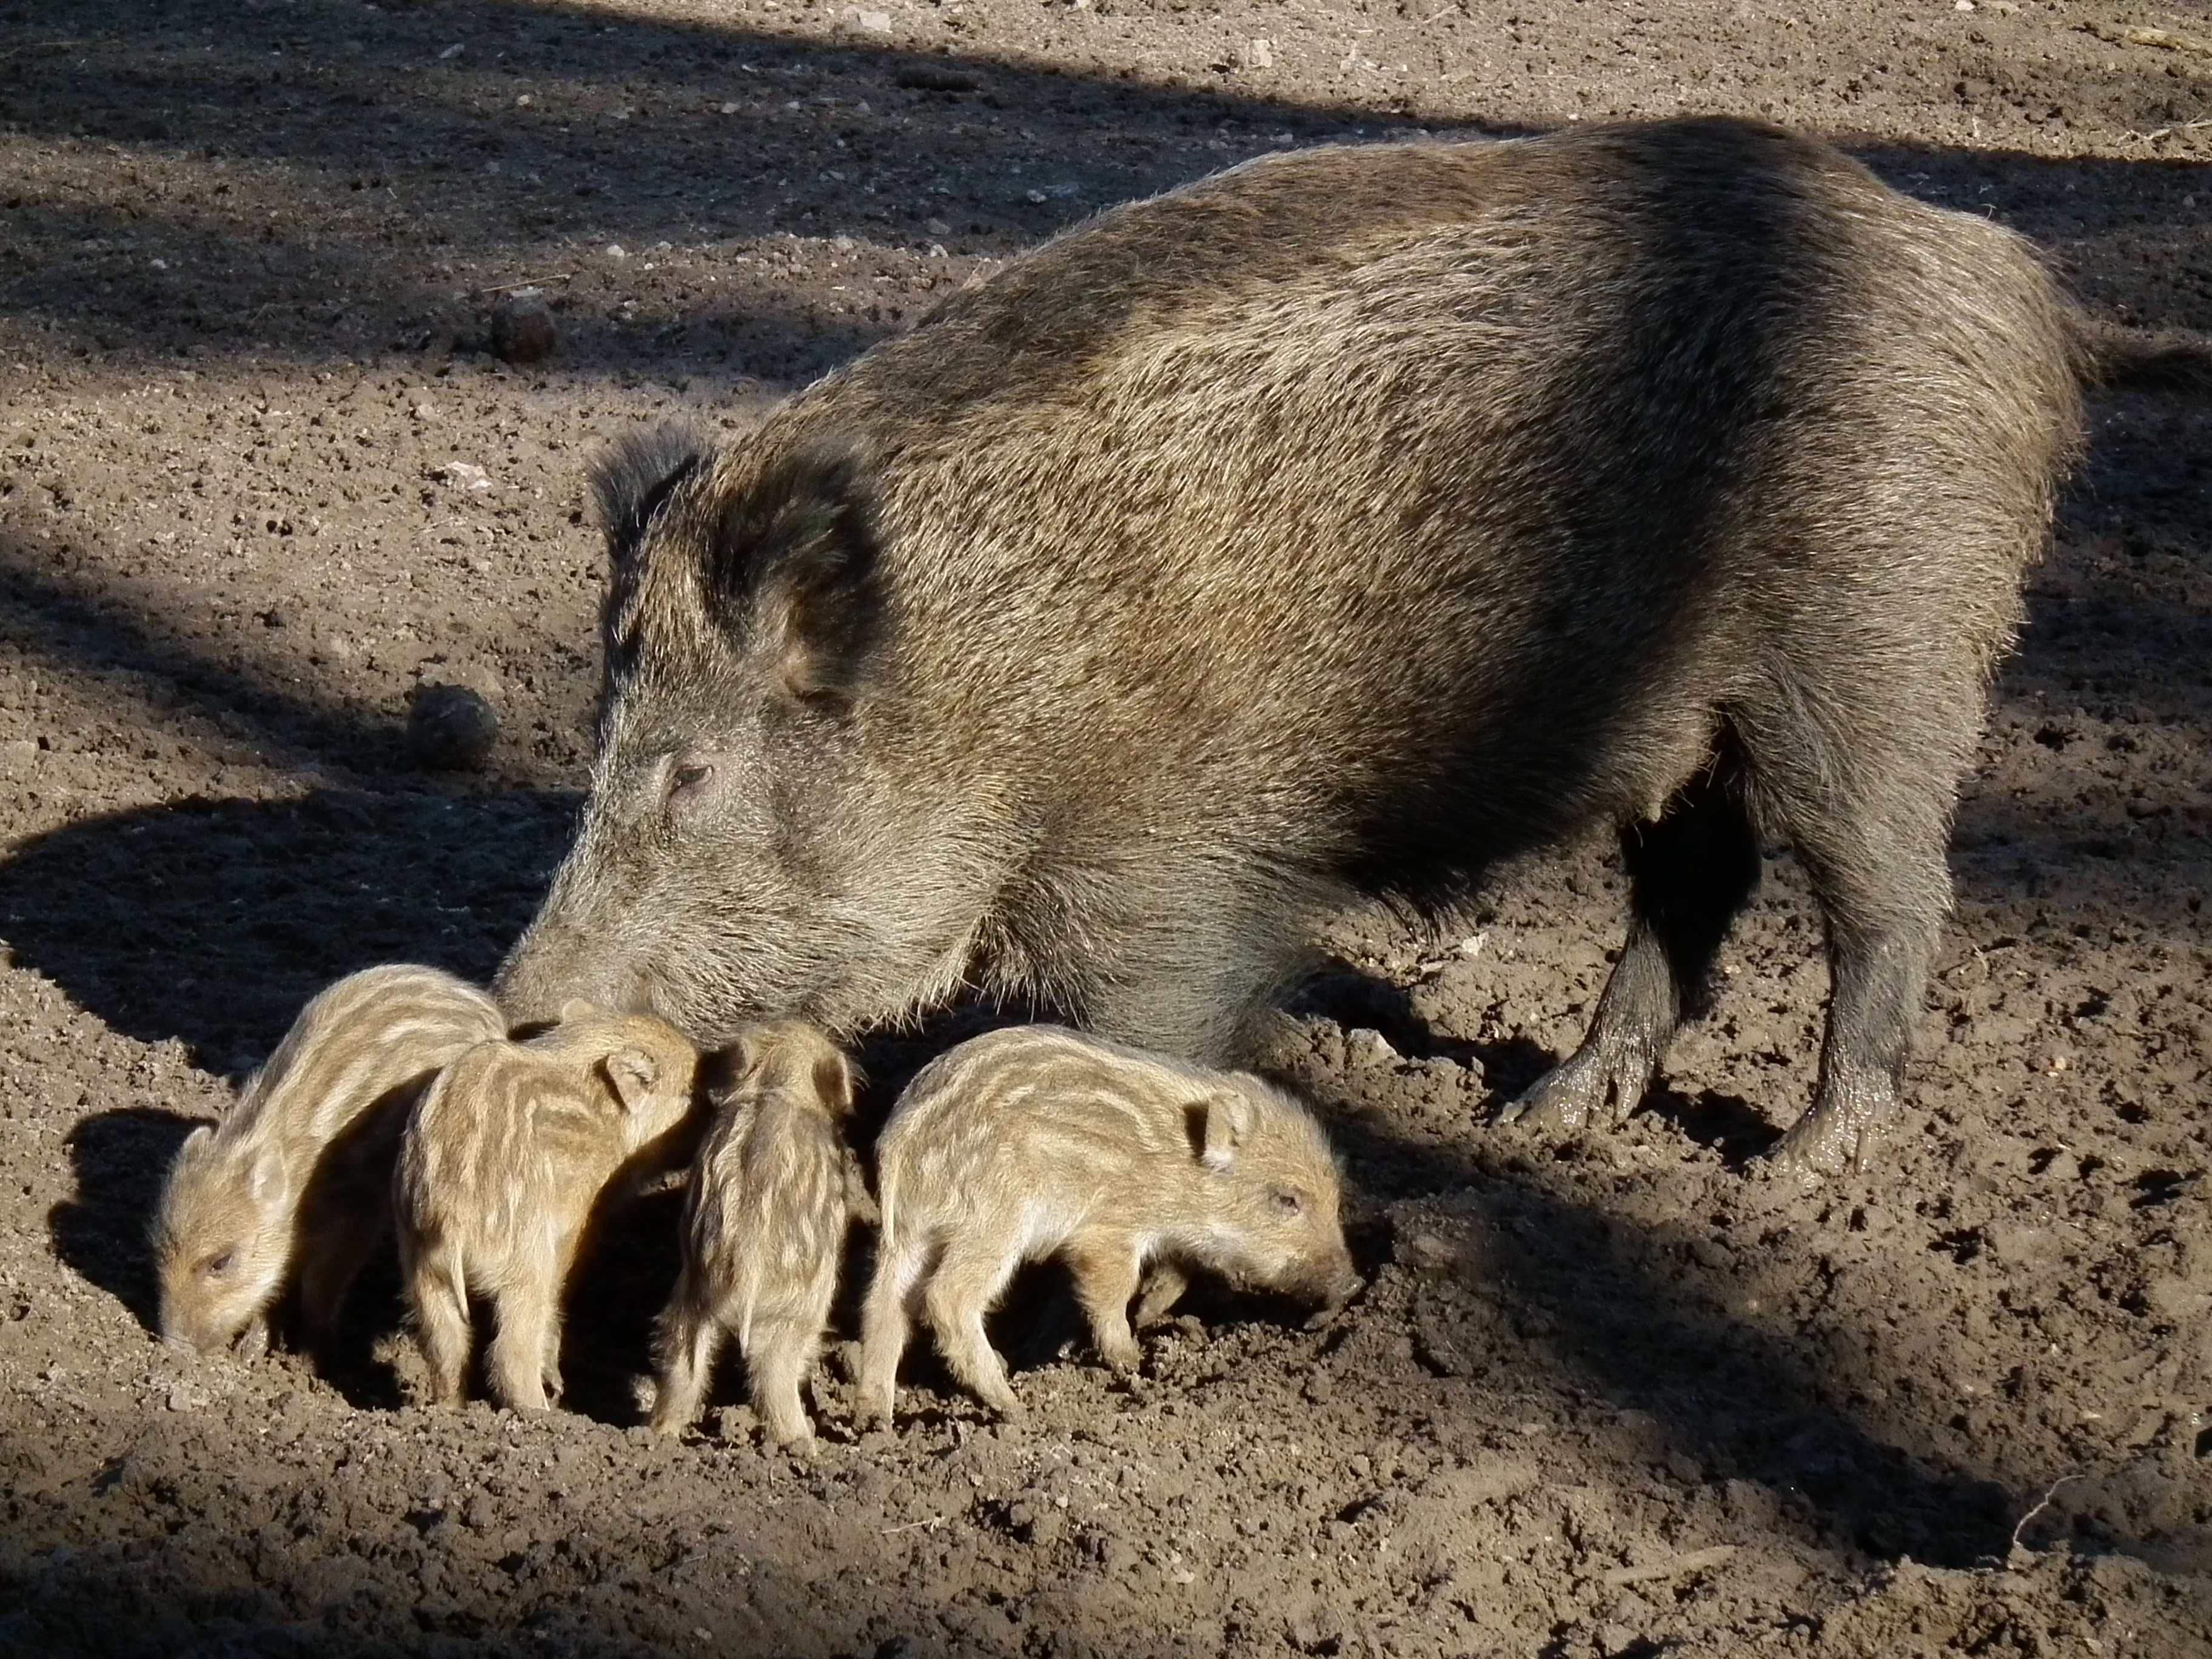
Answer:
[1760,785,1952,1181]
[746,1318,823,1449]
[923,1238,1025,1418]
[1501,752,1760,1134]
[648,1282,720,1435]
[1735,662,1969,1178]
[855,1239,930,1427]
[405,1242,474,1407]
[486,1278,562,1411]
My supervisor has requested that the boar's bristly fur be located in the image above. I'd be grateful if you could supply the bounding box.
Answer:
[499,116,2092,1178]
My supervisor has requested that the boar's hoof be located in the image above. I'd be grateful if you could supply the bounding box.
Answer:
[1758,1082,1896,1182]
[1496,1046,1650,1133]
[980,1390,1027,1425]
[853,1388,895,1431]
[1095,1335,1143,1376]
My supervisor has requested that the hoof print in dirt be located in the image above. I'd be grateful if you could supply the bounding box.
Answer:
[406,682,500,771]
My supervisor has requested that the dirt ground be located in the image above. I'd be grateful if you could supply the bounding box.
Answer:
[1,0,2210,1653]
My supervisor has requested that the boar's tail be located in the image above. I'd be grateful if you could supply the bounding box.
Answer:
[2070,317,2212,396]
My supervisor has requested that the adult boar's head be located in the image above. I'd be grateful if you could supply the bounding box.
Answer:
[495,427,993,1045]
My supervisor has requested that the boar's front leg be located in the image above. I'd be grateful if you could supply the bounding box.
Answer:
[1501,755,1759,1133]
[404,1238,474,1407]
[1055,875,1321,1068]
[1064,1239,1144,1374]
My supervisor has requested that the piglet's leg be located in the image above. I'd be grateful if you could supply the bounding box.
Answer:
[649,1278,721,1436]
[746,1317,821,1449]
[1065,1242,1144,1373]
[295,1212,387,1346]
[1131,1263,1190,1330]
[487,1275,560,1412]
[405,1239,474,1407]
[925,1237,1025,1419]
[856,1242,925,1427]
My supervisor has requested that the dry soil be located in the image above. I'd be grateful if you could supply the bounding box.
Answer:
[1,0,2210,1655]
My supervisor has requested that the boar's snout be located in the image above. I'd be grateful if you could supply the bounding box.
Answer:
[495,932,651,1031]
[1303,1253,1364,1321]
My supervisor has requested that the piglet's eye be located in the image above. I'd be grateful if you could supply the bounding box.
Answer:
[199,1250,235,1278]
[1269,1189,1305,1217]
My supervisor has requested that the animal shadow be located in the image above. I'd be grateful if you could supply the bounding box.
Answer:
[1286,962,1485,1067]
[50,1106,205,1335]
[0,788,575,1071]
[1643,1085,1781,1167]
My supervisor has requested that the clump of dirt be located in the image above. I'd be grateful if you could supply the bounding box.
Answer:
[2,1,2209,1655]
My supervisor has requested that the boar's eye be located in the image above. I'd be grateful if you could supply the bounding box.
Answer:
[787,682,854,723]
[198,1250,236,1279]
[1268,1187,1305,1218]
[665,760,715,809]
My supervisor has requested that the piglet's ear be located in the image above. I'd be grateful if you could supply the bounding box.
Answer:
[555,997,599,1026]
[248,1144,292,1208]
[708,446,884,711]
[1195,1090,1255,1173]
[602,1048,660,1113]
[813,1048,856,1114]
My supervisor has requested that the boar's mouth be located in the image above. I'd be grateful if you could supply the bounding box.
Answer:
[1300,1262,1364,1322]
[494,931,657,1031]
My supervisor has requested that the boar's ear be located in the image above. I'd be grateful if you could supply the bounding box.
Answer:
[555,997,599,1027]
[708,446,884,711]
[167,1123,214,1181]
[601,1047,661,1113]
[699,1031,760,1104]
[591,426,711,566]
[1193,1090,1256,1173]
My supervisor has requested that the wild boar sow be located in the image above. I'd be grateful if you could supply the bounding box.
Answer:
[498,116,2089,1176]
